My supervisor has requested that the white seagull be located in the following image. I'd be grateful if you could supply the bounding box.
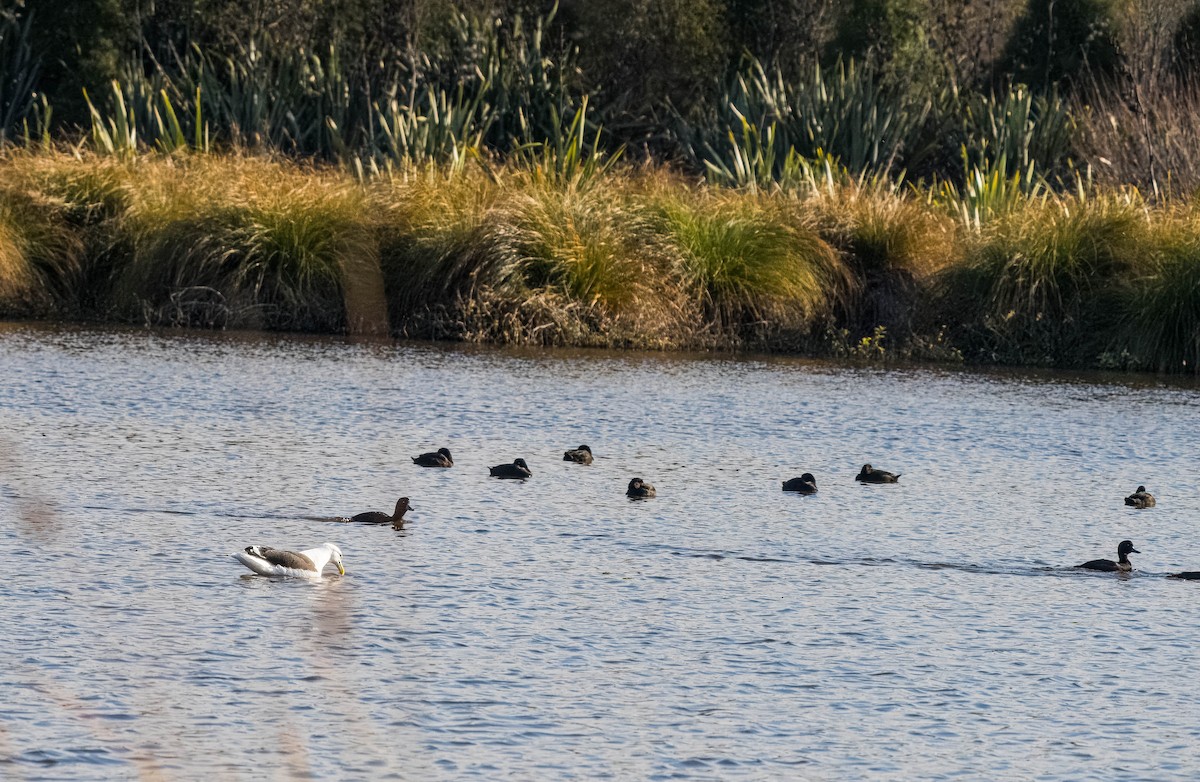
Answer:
[233,542,345,578]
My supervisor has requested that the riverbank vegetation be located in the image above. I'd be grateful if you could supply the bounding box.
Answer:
[1,1,1200,371]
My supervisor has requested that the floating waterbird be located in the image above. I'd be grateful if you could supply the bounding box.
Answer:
[1077,540,1139,573]
[1124,486,1156,508]
[563,445,594,464]
[490,458,532,479]
[1169,572,1200,580]
[782,473,818,494]
[413,448,453,468]
[626,478,656,498]
[350,497,412,526]
[856,464,900,483]
[234,543,344,578]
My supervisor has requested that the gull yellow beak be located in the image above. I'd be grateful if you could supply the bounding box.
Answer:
[337,563,345,575]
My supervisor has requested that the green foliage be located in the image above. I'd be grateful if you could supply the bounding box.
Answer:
[563,0,727,123]
[1114,216,1200,371]
[941,194,1143,364]
[1002,0,1120,91]
[827,0,942,90]
[956,84,1076,180]
[687,58,934,185]
[933,153,1049,231]
[722,0,834,73]
[27,0,132,125]
[654,194,848,336]
[508,99,624,187]
[75,4,583,172]
[0,8,39,143]
[370,81,493,173]
[827,324,890,360]
[466,3,581,150]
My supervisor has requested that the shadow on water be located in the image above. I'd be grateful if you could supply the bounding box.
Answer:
[74,505,414,534]
[0,436,63,541]
[652,543,1185,581]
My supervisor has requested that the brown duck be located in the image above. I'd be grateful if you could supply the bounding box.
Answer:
[626,478,656,498]
[563,445,594,465]
[1124,486,1156,509]
[350,497,412,526]
[412,448,453,468]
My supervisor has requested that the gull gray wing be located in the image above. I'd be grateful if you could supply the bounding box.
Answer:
[246,545,317,571]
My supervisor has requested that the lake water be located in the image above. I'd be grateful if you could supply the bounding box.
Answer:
[2,322,1200,781]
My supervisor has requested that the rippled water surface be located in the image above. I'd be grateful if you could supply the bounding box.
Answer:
[3,323,1200,780]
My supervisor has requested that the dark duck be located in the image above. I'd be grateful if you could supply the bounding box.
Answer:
[856,464,900,483]
[350,497,413,526]
[782,473,818,494]
[490,458,532,479]
[1078,540,1140,572]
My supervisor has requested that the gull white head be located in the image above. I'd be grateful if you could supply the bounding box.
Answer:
[323,543,345,575]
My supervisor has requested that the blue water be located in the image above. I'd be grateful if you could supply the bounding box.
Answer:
[2,323,1200,780]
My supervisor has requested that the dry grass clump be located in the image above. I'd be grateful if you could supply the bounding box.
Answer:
[112,156,377,331]
[800,184,961,335]
[469,176,691,347]
[376,167,693,347]
[7,154,134,226]
[941,193,1146,364]
[0,154,138,314]
[0,153,381,330]
[646,186,850,347]
[0,176,84,316]
[1108,207,1200,371]
[372,167,504,339]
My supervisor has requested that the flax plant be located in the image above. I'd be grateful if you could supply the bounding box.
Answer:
[686,57,933,186]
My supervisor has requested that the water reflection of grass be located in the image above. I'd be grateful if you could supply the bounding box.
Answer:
[1,153,1198,372]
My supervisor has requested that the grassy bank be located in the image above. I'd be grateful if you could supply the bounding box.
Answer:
[1,151,1198,373]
